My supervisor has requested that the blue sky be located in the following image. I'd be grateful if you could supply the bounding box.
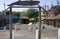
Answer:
[0,0,60,12]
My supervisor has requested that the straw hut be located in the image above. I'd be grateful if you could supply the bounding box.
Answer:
[44,14,60,27]
[54,14,60,27]
[46,15,56,27]
[20,16,29,24]
[44,9,56,27]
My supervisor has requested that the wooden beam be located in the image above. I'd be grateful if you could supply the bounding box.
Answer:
[2,7,10,12]
[38,5,41,39]
[12,5,39,8]
[10,6,12,39]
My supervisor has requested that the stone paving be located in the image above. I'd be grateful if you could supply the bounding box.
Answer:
[0,24,58,39]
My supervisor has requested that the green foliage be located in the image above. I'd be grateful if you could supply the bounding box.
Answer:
[26,9,38,18]
[6,11,9,15]
[13,12,20,17]
[50,5,60,15]
[0,12,1,13]
[20,11,26,17]
[51,6,60,12]
[6,11,20,17]
[0,12,1,15]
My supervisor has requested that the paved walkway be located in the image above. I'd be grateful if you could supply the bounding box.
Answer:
[41,24,58,39]
[0,24,58,39]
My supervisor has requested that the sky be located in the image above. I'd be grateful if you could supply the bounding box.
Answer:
[0,0,60,12]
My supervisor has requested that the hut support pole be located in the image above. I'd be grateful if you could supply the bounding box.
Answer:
[54,20,55,27]
[10,6,12,39]
[38,5,41,39]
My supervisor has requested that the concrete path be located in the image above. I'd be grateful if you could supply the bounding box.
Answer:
[0,24,58,39]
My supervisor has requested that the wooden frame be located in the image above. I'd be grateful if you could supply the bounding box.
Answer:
[3,1,46,39]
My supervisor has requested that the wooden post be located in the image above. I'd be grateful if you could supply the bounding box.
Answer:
[58,29,60,39]
[12,29,14,39]
[36,29,39,39]
[38,5,41,39]
[10,6,12,39]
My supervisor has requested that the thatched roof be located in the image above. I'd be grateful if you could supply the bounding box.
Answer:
[8,1,40,6]
[20,16,29,19]
[54,14,60,19]
[45,15,55,20]
[45,14,60,20]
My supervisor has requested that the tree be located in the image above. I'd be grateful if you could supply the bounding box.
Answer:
[50,6,60,15]
[11,11,20,17]
[26,9,38,23]
[6,11,10,15]
[51,6,60,11]
[0,12,1,15]
[26,9,38,18]
[20,11,26,17]
[14,12,20,17]
[6,11,20,17]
